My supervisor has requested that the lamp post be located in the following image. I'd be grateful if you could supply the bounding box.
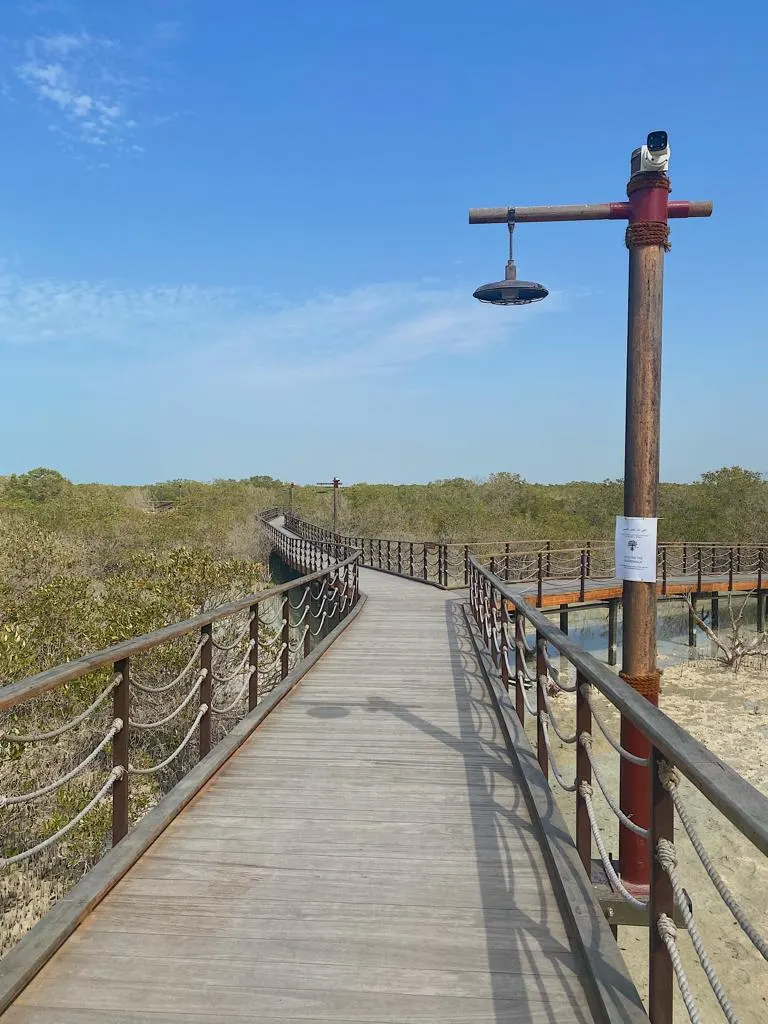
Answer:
[469,132,712,896]
[316,478,341,536]
[288,482,295,513]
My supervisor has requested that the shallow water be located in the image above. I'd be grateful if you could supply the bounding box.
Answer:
[539,593,765,670]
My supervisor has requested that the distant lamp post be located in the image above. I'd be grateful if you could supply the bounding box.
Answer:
[288,482,295,513]
[473,223,548,305]
[316,478,341,536]
[469,133,712,917]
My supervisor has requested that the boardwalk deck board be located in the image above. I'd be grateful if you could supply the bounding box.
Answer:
[6,567,631,1023]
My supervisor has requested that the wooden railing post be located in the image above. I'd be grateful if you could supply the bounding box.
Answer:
[464,545,470,586]
[423,544,428,581]
[536,632,548,778]
[112,657,130,846]
[575,672,591,874]
[537,552,543,607]
[303,585,312,658]
[728,546,734,591]
[397,541,402,575]
[579,549,586,602]
[500,593,510,693]
[661,546,667,595]
[546,540,552,577]
[249,602,259,711]
[409,543,414,577]
[281,593,291,679]
[199,624,212,759]
[504,543,510,582]
[514,613,525,723]
[387,541,391,572]
[682,543,687,575]
[648,746,674,1024]
[697,547,703,592]
[758,548,765,634]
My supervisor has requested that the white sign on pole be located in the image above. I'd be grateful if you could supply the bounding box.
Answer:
[615,516,658,583]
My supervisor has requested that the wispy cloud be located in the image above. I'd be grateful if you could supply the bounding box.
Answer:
[10,10,181,158]
[0,269,556,385]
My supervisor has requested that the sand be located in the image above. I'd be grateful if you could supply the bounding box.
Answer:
[538,657,768,1022]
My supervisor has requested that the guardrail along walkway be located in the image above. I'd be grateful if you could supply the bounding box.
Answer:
[5,568,624,1023]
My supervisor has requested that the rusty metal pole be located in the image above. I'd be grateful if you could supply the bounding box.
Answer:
[619,154,669,892]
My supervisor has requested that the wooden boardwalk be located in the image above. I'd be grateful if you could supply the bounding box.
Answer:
[5,570,625,1023]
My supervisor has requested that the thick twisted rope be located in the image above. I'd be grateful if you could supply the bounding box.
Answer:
[580,781,647,910]
[516,671,539,716]
[1,720,122,807]
[657,839,740,1023]
[0,676,120,743]
[539,715,576,792]
[288,625,310,653]
[657,914,702,1024]
[211,669,256,715]
[127,705,207,775]
[129,672,205,730]
[539,685,577,744]
[543,664,576,694]
[660,762,768,960]
[211,614,254,652]
[310,612,329,637]
[0,767,122,867]
[129,637,208,694]
[581,684,649,766]
[212,641,256,684]
[256,644,287,675]
[580,733,649,837]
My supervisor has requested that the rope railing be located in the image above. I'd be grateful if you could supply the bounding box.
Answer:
[1,517,361,961]
[128,638,209,694]
[0,768,123,868]
[210,614,255,652]
[127,705,208,776]
[0,675,120,743]
[1,720,122,807]
[128,672,206,730]
[467,552,768,1024]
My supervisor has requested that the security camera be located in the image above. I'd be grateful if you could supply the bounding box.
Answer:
[638,130,670,173]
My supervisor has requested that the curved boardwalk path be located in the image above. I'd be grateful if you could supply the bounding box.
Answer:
[4,570,625,1023]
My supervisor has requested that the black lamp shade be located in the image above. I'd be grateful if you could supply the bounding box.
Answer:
[473,279,549,305]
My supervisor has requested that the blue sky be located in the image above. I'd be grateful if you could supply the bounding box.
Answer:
[0,0,765,485]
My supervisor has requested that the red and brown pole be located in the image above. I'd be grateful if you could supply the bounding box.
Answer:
[618,153,670,892]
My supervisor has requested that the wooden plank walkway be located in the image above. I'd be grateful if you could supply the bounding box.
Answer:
[5,570,611,1023]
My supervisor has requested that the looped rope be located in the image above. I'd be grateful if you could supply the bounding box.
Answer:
[625,222,671,251]
[659,759,768,961]
[657,913,703,1024]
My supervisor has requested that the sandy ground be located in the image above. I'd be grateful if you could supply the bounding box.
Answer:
[537,657,768,1022]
